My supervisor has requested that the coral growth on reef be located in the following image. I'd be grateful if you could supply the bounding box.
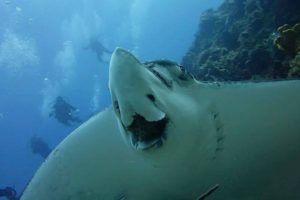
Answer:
[274,23,300,56]
[182,0,300,81]
[288,52,300,77]
[274,23,300,77]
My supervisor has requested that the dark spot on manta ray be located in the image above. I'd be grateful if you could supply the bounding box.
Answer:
[126,113,168,148]
[213,113,218,119]
[146,94,155,102]
[114,101,120,115]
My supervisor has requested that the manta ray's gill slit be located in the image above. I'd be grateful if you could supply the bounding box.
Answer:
[211,110,225,156]
[126,113,169,150]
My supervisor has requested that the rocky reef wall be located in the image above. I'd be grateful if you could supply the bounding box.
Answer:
[182,0,300,81]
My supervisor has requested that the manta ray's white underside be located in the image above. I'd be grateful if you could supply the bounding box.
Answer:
[21,48,300,200]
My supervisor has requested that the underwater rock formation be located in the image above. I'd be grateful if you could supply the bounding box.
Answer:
[288,52,300,77]
[182,0,300,81]
[274,23,300,56]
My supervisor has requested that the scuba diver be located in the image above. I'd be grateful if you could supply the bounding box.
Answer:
[30,135,51,159]
[86,37,112,63]
[0,186,19,200]
[49,96,82,126]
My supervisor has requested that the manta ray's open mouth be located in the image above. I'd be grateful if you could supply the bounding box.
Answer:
[126,113,169,150]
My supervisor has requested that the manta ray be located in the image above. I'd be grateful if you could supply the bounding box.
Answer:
[21,48,300,200]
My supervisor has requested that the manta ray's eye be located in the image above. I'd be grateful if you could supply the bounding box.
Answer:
[178,65,194,81]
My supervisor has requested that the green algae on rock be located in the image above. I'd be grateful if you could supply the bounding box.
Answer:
[274,23,300,56]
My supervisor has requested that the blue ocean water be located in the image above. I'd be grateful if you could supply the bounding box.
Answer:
[0,0,222,197]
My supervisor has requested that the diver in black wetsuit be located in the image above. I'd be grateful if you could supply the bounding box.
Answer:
[0,187,19,200]
[30,135,51,159]
[49,96,82,126]
[86,37,112,63]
